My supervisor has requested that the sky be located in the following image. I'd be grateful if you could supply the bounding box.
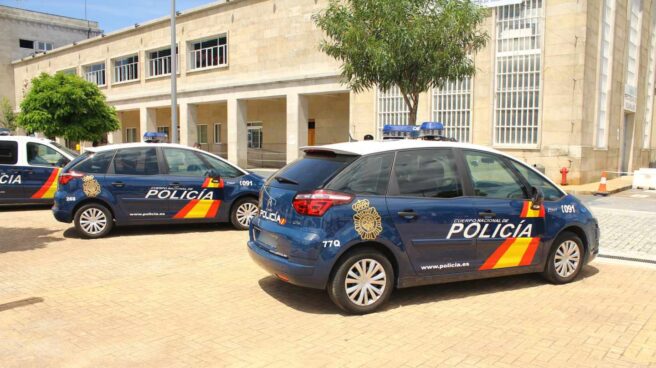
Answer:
[0,0,219,33]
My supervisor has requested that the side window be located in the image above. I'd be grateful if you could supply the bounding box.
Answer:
[392,149,462,198]
[27,142,68,167]
[510,160,564,201]
[326,152,394,195]
[72,151,115,174]
[464,151,527,199]
[0,141,18,165]
[202,154,244,179]
[163,148,209,177]
[112,147,159,176]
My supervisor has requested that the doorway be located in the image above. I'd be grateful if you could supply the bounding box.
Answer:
[620,113,635,174]
[308,120,316,146]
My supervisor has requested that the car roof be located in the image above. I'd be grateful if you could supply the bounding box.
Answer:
[302,140,504,157]
[85,142,192,152]
[0,135,56,144]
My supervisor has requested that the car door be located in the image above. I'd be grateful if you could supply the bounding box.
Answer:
[161,147,224,222]
[23,141,71,201]
[0,140,23,202]
[107,146,171,222]
[461,149,546,272]
[385,148,478,276]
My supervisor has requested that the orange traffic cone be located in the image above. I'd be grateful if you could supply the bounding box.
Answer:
[594,171,609,196]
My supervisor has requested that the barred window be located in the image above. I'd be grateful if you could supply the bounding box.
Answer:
[432,78,472,142]
[494,0,543,146]
[595,0,616,148]
[625,0,643,102]
[377,86,409,136]
[644,8,656,149]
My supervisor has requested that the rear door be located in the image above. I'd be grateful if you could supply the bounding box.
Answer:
[0,140,22,202]
[385,148,477,275]
[23,141,71,201]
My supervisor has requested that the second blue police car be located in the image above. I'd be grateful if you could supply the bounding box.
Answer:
[53,143,264,238]
[248,140,599,314]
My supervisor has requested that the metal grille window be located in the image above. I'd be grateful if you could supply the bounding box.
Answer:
[197,125,209,145]
[84,63,106,86]
[595,0,616,148]
[377,85,409,136]
[113,55,139,83]
[189,36,227,70]
[643,8,656,149]
[214,123,222,144]
[148,48,178,77]
[493,0,543,146]
[125,128,137,143]
[432,78,472,142]
[625,0,643,103]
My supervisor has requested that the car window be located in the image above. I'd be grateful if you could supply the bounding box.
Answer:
[201,153,244,179]
[50,141,79,158]
[326,153,394,195]
[112,147,159,176]
[392,149,463,198]
[27,142,68,167]
[464,151,527,199]
[509,160,564,201]
[270,153,357,191]
[0,141,18,165]
[71,150,115,174]
[163,148,209,177]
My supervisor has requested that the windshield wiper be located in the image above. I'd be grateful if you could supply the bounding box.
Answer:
[274,175,299,185]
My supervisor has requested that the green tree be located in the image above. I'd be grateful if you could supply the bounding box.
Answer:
[314,0,489,125]
[17,73,119,142]
[0,97,17,132]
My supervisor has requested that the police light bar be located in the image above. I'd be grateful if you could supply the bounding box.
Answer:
[0,128,11,136]
[382,125,421,140]
[419,122,457,142]
[143,132,168,143]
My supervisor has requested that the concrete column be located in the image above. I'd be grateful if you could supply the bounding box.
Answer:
[180,102,197,147]
[107,130,122,144]
[286,93,309,163]
[139,107,157,141]
[227,98,248,168]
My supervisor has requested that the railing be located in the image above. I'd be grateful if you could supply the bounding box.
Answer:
[247,148,286,169]
[190,44,227,70]
[113,61,139,83]
[148,55,178,77]
[85,69,105,86]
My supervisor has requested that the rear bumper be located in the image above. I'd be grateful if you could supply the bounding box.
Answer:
[52,207,73,223]
[248,240,326,289]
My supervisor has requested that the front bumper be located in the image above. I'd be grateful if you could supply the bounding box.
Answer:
[248,240,326,289]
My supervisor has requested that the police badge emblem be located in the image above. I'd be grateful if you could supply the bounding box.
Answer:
[82,175,101,198]
[352,199,382,240]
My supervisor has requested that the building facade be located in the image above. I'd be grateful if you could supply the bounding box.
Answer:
[0,5,101,109]
[11,0,656,183]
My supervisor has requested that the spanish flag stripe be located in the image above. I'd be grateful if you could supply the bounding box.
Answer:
[519,237,540,266]
[206,200,221,218]
[173,200,199,219]
[520,202,529,218]
[202,178,212,188]
[479,238,515,270]
[31,168,60,199]
[494,237,532,269]
[185,200,214,218]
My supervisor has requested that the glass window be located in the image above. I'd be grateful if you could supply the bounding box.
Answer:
[464,151,527,199]
[0,141,18,165]
[72,150,115,174]
[26,143,68,167]
[125,128,137,143]
[247,122,262,149]
[163,148,208,177]
[509,160,564,201]
[326,153,394,195]
[202,153,244,179]
[393,149,462,198]
[596,0,616,148]
[214,124,222,144]
[84,63,106,86]
[271,153,356,191]
[112,147,159,176]
[197,125,208,145]
[377,85,409,137]
[432,78,472,142]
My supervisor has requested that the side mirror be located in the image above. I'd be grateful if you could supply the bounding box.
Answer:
[205,169,221,179]
[530,186,544,210]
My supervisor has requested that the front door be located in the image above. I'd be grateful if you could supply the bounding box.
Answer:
[308,120,316,146]
[23,142,69,201]
[0,140,23,202]
[461,150,546,272]
[386,148,477,275]
[620,113,635,174]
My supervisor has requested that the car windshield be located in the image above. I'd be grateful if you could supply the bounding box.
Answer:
[51,141,79,158]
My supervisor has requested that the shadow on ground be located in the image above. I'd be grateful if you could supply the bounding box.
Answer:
[0,204,51,212]
[258,266,600,315]
[63,222,235,239]
[0,227,64,253]
[0,297,44,312]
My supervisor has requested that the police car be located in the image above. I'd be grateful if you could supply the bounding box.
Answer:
[53,143,264,238]
[248,140,599,314]
[0,136,78,205]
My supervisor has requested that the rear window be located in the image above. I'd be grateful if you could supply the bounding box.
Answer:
[0,141,18,165]
[267,153,357,191]
[71,150,115,174]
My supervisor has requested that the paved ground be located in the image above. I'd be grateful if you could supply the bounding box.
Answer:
[1,207,655,367]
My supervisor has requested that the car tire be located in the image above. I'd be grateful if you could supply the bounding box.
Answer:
[541,231,584,284]
[230,197,259,230]
[74,203,113,239]
[327,248,394,314]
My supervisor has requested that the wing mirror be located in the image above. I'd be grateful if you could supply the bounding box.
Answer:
[530,186,544,210]
[205,169,221,179]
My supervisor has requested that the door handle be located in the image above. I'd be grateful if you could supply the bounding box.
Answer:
[398,210,418,220]
[478,210,496,218]
[111,182,125,188]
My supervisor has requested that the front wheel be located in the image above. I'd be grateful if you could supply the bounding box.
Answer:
[230,197,258,230]
[542,232,584,284]
[74,203,113,239]
[327,249,394,314]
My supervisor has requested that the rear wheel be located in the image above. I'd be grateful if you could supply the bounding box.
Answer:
[327,248,394,314]
[74,203,113,239]
[542,232,584,284]
[230,197,258,230]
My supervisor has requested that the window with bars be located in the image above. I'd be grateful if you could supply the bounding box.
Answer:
[643,7,656,149]
[493,0,543,146]
[84,63,106,86]
[432,78,472,142]
[148,47,178,77]
[189,36,228,70]
[625,0,643,102]
[113,55,139,83]
[595,0,616,148]
[377,86,409,136]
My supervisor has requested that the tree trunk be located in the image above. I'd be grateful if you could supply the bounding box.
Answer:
[401,92,420,125]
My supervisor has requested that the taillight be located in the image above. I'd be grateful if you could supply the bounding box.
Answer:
[59,170,83,185]
[292,190,354,216]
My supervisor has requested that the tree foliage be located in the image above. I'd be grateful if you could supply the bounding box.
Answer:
[314,0,489,125]
[0,97,17,131]
[17,73,120,142]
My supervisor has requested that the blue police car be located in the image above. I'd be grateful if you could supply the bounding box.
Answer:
[53,143,263,238]
[248,140,599,314]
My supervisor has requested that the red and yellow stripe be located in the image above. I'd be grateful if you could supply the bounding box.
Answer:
[479,237,540,270]
[520,200,545,218]
[202,177,224,189]
[31,168,61,199]
[173,199,221,219]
